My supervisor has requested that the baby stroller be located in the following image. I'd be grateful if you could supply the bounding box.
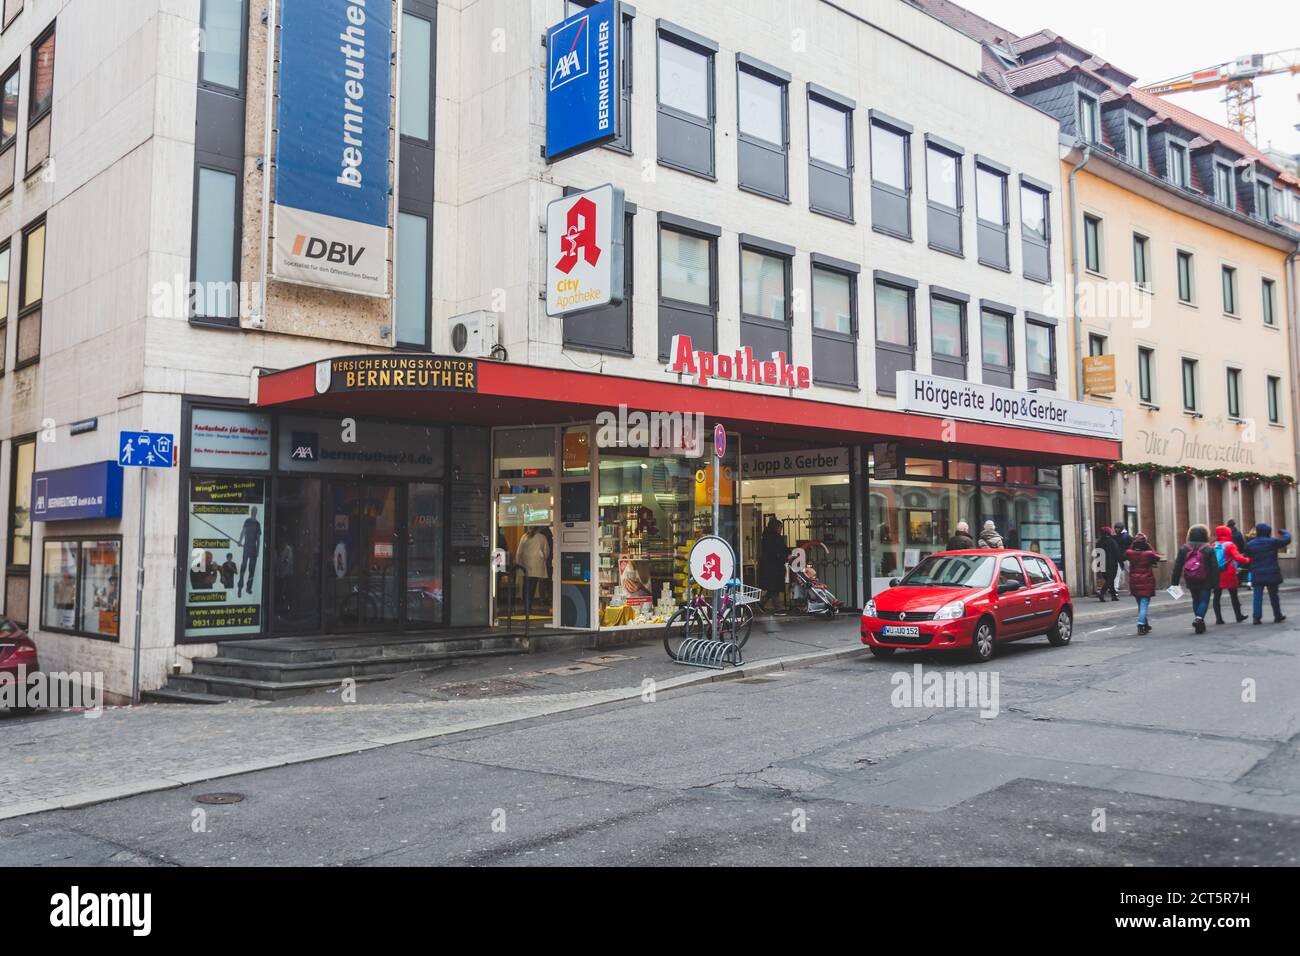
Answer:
[787,541,843,618]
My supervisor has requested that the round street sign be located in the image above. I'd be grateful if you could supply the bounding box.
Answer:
[688,535,735,591]
[713,424,726,458]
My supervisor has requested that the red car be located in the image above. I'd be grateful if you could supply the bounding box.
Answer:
[0,617,39,709]
[861,550,1073,662]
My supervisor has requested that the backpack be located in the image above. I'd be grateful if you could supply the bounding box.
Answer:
[1183,545,1212,587]
[1214,542,1229,571]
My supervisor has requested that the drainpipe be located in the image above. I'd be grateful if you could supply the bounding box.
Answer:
[1067,143,1092,594]
[1287,248,1300,530]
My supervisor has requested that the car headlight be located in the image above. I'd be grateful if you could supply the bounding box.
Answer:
[934,600,965,621]
[863,600,877,618]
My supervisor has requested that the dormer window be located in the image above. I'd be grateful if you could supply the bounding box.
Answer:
[1255,181,1271,221]
[1077,93,1100,144]
[1168,140,1189,188]
[1213,162,1234,208]
[1125,117,1145,169]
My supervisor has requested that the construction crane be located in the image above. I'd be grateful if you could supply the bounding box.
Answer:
[1138,48,1300,145]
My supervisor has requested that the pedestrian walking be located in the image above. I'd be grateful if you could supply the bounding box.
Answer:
[758,516,789,613]
[1125,533,1162,635]
[1170,524,1216,633]
[977,520,1004,549]
[1095,526,1120,601]
[1243,522,1291,624]
[1211,525,1250,625]
[1227,519,1250,587]
[946,520,975,550]
[1113,523,1133,593]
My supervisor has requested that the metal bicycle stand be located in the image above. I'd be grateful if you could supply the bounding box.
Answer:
[670,581,744,670]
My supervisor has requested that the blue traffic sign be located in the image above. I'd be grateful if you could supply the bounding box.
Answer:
[119,431,175,468]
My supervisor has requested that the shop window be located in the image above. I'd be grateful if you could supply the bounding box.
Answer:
[183,475,266,639]
[866,477,977,592]
[869,113,911,239]
[658,214,718,359]
[950,460,977,482]
[25,21,53,176]
[40,539,121,640]
[395,211,431,348]
[1020,180,1050,282]
[567,0,632,152]
[975,160,1009,270]
[736,56,789,201]
[905,458,944,478]
[929,293,967,381]
[807,87,853,221]
[494,427,555,479]
[810,258,857,387]
[925,138,963,255]
[981,483,1063,569]
[271,477,321,634]
[565,210,633,355]
[16,216,43,367]
[739,238,792,360]
[1025,317,1055,391]
[0,59,17,197]
[656,23,716,179]
[873,274,915,395]
[980,306,1013,388]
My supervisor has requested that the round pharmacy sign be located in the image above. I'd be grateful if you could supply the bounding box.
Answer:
[689,535,735,592]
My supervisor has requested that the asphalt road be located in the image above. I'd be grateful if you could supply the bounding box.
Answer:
[4,595,1300,866]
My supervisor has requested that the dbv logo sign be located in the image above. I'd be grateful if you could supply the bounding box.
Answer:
[549,14,591,91]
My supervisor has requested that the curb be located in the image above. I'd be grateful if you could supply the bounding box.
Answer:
[0,642,868,822]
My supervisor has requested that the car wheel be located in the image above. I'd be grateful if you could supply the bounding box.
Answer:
[970,620,996,663]
[869,645,896,658]
[1046,608,1073,646]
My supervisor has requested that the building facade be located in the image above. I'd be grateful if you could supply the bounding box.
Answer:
[0,0,1125,700]
[913,1,1300,591]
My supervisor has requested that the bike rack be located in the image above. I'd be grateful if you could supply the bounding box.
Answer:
[673,636,743,670]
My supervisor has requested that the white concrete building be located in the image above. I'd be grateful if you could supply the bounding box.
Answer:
[0,0,1119,701]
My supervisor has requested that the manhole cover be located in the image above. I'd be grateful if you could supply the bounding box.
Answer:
[194,792,244,805]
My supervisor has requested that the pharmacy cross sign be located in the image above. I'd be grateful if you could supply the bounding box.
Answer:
[119,431,176,468]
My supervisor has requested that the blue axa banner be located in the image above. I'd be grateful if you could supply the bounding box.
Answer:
[32,461,124,522]
[272,0,392,297]
[546,0,620,161]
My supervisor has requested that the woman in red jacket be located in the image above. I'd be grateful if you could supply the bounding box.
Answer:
[1212,524,1251,625]
[1125,534,1163,635]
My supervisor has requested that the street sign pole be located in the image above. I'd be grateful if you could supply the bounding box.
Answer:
[711,424,725,642]
[131,465,147,705]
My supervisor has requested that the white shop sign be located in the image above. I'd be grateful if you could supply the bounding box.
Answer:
[741,448,849,480]
[896,371,1123,441]
[545,184,625,317]
[189,409,272,471]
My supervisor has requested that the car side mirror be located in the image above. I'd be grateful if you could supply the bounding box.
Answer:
[888,578,900,588]
[997,580,1022,594]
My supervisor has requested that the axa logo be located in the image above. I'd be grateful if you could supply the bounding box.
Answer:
[289,431,319,462]
[291,234,365,266]
[555,196,601,275]
[548,15,590,91]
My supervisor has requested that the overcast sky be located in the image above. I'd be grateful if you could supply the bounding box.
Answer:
[955,0,1299,157]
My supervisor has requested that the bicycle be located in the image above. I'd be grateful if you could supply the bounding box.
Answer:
[663,579,757,660]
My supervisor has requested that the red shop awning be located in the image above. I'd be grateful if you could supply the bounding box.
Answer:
[253,355,1121,465]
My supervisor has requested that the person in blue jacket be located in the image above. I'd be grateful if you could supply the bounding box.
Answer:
[1243,522,1291,624]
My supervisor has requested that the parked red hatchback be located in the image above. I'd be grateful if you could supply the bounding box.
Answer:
[861,550,1073,662]
[0,616,39,696]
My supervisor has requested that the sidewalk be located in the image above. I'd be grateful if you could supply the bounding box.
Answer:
[0,612,862,821]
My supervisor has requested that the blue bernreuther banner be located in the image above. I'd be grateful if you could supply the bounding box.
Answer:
[32,461,124,522]
[546,0,621,161]
[272,0,393,297]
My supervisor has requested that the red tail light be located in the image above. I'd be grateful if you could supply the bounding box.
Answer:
[0,636,37,665]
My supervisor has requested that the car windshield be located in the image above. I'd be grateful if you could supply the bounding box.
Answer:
[900,554,996,588]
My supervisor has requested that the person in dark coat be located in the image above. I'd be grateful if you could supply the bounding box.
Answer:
[1243,522,1291,624]
[1171,524,1215,633]
[758,516,789,613]
[1095,527,1120,601]
[1211,524,1251,625]
[946,520,975,551]
[1113,523,1133,592]
[1125,534,1162,635]
[1227,519,1249,586]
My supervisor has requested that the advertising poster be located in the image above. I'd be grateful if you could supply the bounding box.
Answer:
[272,0,393,297]
[184,476,265,638]
[618,556,653,609]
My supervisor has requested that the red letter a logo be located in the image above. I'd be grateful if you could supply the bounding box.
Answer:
[555,197,602,275]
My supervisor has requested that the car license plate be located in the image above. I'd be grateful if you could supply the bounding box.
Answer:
[882,625,920,638]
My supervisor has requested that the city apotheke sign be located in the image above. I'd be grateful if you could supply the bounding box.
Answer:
[545,184,625,317]
[896,371,1123,440]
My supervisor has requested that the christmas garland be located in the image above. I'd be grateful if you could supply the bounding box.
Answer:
[1085,461,1296,485]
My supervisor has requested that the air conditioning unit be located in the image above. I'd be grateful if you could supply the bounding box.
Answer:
[448,310,499,358]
